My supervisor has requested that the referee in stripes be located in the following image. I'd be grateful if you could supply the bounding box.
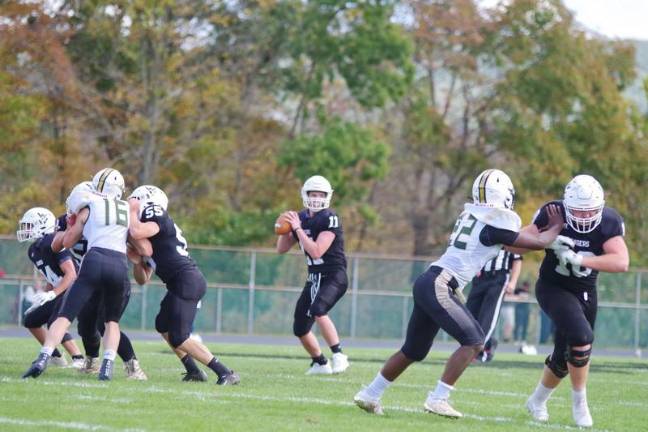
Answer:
[466,249,522,362]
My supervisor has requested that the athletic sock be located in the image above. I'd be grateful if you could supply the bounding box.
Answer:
[41,346,54,356]
[364,372,391,399]
[103,349,117,362]
[51,348,62,358]
[572,388,587,405]
[117,332,136,362]
[532,382,555,404]
[311,354,328,365]
[207,357,231,378]
[181,355,201,374]
[430,380,454,400]
[81,335,101,358]
[330,344,342,354]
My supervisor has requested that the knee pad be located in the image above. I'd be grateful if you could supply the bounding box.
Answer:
[155,314,168,335]
[61,332,73,343]
[567,346,592,368]
[309,301,329,318]
[168,330,190,348]
[293,314,314,337]
[545,354,568,378]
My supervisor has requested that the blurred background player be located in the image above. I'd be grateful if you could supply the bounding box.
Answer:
[128,185,239,385]
[524,175,629,428]
[466,249,522,362]
[277,175,349,375]
[354,169,564,418]
[22,168,133,381]
[17,207,84,368]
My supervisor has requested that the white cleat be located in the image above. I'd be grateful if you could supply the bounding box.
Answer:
[124,359,148,381]
[424,396,463,418]
[71,357,85,370]
[354,388,384,415]
[79,357,100,374]
[49,356,68,367]
[305,362,333,375]
[572,400,593,428]
[526,397,549,422]
[331,353,349,374]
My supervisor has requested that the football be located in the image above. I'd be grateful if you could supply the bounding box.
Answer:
[274,213,292,235]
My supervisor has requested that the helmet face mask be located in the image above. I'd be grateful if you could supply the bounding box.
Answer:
[301,176,333,212]
[17,207,56,242]
[471,169,515,210]
[92,168,125,200]
[564,175,604,233]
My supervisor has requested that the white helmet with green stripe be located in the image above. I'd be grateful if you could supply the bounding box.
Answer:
[92,168,125,200]
[471,169,515,210]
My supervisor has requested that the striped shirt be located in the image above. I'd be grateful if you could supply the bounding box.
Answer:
[482,250,522,273]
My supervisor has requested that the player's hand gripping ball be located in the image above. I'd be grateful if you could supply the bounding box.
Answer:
[274,213,292,235]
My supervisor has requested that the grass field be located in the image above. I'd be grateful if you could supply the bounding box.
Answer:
[1,337,647,431]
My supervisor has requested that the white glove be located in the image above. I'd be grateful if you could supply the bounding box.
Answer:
[550,235,575,251]
[557,249,587,276]
[25,291,57,314]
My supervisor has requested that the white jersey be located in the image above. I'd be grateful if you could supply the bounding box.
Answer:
[81,195,130,253]
[432,204,521,290]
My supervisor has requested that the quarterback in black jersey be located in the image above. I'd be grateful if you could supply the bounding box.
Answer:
[17,207,84,367]
[524,175,629,428]
[128,185,239,385]
[277,175,349,375]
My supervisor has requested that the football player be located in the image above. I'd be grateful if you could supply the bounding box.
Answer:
[17,207,84,368]
[55,199,147,380]
[22,168,133,381]
[525,175,629,428]
[127,185,239,385]
[277,175,349,375]
[354,169,564,418]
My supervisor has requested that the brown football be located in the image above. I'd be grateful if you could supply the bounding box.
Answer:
[274,213,292,235]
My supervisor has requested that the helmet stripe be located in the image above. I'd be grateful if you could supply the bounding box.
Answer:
[97,168,113,193]
[478,169,494,203]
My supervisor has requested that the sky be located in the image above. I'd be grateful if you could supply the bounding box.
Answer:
[480,0,648,40]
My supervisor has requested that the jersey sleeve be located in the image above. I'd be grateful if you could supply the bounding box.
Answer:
[532,204,549,228]
[55,248,73,265]
[56,215,67,231]
[600,208,625,240]
[480,225,520,246]
[319,210,342,236]
[140,205,166,224]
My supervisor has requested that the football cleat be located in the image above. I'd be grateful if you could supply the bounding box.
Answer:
[182,369,209,382]
[124,359,148,381]
[572,400,593,428]
[22,352,50,379]
[526,397,549,422]
[80,357,100,374]
[353,388,384,415]
[98,359,114,381]
[424,396,463,418]
[216,371,240,386]
[305,361,333,375]
[71,357,85,370]
[331,352,349,374]
[49,355,68,367]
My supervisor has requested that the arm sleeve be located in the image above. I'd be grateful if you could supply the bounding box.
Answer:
[56,215,67,231]
[55,249,73,265]
[320,211,342,236]
[601,208,625,239]
[532,205,549,228]
[480,225,519,246]
[140,205,167,234]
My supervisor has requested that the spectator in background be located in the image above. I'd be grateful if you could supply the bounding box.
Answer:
[513,281,531,343]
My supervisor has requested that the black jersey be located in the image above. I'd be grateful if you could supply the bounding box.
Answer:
[533,200,624,292]
[56,214,88,264]
[293,208,346,273]
[140,204,196,283]
[28,233,75,286]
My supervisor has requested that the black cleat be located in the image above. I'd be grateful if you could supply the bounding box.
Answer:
[182,369,209,382]
[98,359,114,381]
[22,352,50,379]
[216,371,240,386]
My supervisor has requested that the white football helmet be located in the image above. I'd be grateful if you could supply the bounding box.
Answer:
[65,181,96,215]
[17,207,56,242]
[92,168,125,200]
[563,174,605,233]
[471,169,515,209]
[301,175,333,212]
[129,185,169,211]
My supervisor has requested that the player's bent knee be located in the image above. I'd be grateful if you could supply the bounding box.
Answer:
[567,345,592,368]
[293,318,313,337]
[155,316,168,335]
[545,354,569,378]
[309,303,329,318]
[168,331,190,348]
[61,332,73,343]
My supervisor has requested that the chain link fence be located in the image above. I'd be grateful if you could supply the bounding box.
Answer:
[1,238,646,352]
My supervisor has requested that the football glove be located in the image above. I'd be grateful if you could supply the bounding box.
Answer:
[550,235,575,251]
[25,291,57,314]
[557,249,588,277]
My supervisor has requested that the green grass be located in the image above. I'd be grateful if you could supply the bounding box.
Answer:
[1,337,647,431]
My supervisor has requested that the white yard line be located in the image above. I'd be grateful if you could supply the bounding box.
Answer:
[0,416,145,432]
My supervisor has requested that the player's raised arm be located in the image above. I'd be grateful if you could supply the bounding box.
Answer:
[510,204,564,250]
[128,198,160,240]
[276,212,297,254]
[285,209,335,259]
[62,208,89,249]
